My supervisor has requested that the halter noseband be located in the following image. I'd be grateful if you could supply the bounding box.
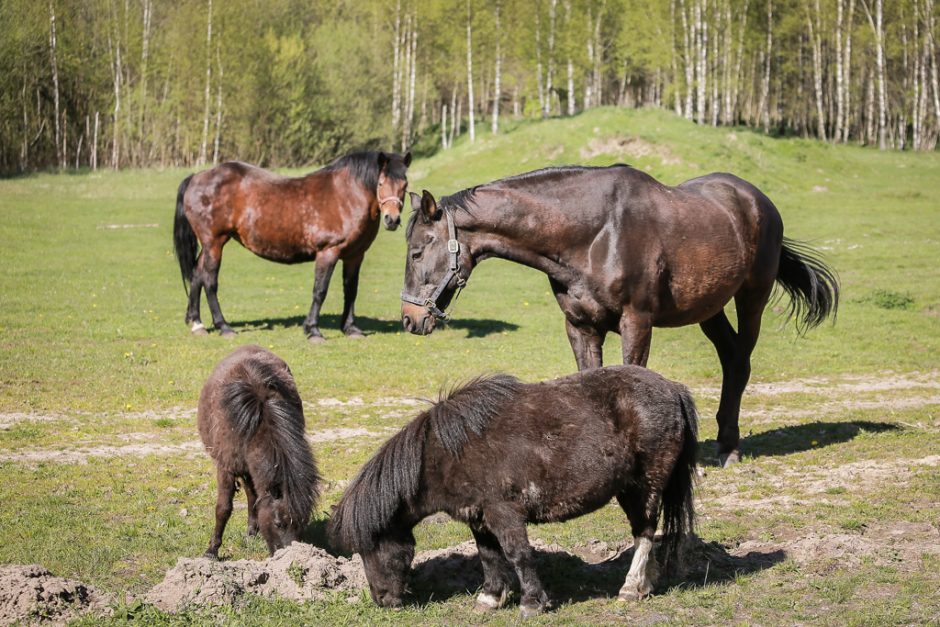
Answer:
[401,209,467,320]
[378,196,403,211]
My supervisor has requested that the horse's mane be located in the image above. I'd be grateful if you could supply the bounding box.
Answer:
[323,150,409,192]
[222,358,320,526]
[440,164,631,213]
[328,374,520,553]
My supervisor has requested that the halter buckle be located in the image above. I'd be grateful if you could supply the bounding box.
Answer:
[447,239,459,254]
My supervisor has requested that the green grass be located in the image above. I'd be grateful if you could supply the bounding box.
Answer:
[1,107,939,624]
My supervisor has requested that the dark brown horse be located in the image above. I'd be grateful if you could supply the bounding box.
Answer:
[401,165,839,466]
[198,345,320,557]
[329,366,698,617]
[174,150,411,341]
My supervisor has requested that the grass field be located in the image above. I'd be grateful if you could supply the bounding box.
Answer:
[1,107,939,624]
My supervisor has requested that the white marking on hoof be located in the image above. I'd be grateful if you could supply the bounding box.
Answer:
[620,537,655,601]
[474,592,501,612]
[190,322,208,336]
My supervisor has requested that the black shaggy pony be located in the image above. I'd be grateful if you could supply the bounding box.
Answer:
[329,365,698,617]
[198,345,320,557]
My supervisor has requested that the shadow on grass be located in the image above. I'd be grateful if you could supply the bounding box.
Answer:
[700,420,901,465]
[405,535,785,609]
[231,314,519,338]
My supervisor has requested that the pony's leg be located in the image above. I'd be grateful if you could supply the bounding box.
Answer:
[486,510,549,617]
[618,309,653,366]
[564,319,604,371]
[616,492,660,601]
[243,477,259,537]
[205,468,236,559]
[304,248,340,343]
[199,240,235,337]
[470,526,516,611]
[340,254,365,338]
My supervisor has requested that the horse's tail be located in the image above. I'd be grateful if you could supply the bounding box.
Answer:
[173,174,197,295]
[221,355,320,524]
[659,384,699,573]
[775,237,840,334]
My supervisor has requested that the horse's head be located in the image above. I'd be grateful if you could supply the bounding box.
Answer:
[255,484,307,555]
[401,190,472,335]
[376,151,412,231]
[360,533,415,608]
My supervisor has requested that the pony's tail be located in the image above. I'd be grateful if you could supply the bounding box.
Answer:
[173,174,197,295]
[659,385,698,574]
[220,359,294,440]
[775,237,840,334]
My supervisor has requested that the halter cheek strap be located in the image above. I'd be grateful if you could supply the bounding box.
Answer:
[401,210,467,320]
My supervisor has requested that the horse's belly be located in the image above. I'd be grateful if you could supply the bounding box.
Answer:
[654,255,747,326]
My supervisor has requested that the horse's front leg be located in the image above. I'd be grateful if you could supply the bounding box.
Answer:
[486,508,549,617]
[304,247,340,343]
[340,254,365,338]
[619,309,653,366]
[205,467,236,559]
[563,319,605,371]
[243,476,259,537]
[470,525,516,612]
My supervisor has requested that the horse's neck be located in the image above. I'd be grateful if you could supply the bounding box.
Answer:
[458,197,578,285]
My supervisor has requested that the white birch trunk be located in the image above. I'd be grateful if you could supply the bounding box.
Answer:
[926,0,940,125]
[806,0,827,141]
[92,111,99,171]
[862,0,887,149]
[140,0,152,151]
[198,0,213,166]
[441,103,448,149]
[492,0,502,133]
[48,0,62,169]
[466,0,475,142]
[545,0,557,116]
[758,0,773,132]
[537,8,546,114]
[212,40,223,164]
[392,0,402,134]
[843,0,856,141]
[680,0,694,119]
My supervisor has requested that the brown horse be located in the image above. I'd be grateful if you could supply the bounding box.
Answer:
[174,150,411,341]
[401,165,839,466]
[329,366,698,616]
[198,345,320,558]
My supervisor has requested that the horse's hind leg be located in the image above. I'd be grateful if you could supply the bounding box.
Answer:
[197,239,235,337]
[340,254,365,338]
[185,255,207,335]
[304,248,339,343]
[616,491,661,601]
[470,525,516,611]
[205,468,236,559]
[243,476,259,537]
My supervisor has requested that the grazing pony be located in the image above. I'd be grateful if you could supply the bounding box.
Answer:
[401,165,839,465]
[329,366,698,617]
[198,345,320,557]
[175,150,411,341]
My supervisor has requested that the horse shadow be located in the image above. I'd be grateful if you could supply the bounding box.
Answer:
[231,314,519,339]
[700,420,901,465]
[406,535,785,608]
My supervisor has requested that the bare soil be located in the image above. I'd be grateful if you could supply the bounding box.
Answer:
[0,564,111,625]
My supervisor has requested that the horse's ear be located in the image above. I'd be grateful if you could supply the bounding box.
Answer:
[377,151,389,172]
[403,151,412,168]
[409,191,422,212]
[421,190,441,221]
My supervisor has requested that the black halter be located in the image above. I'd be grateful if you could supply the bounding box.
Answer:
[401,209,467,320]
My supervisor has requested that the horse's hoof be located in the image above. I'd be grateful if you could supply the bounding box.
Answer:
[190,322,209,337]
[308,334,326,345]
[719,450,741,468]
[247,526,258,537]
[219,327,236,338]
[203,550,219,561]
[473,591,505,612]
[345,328,366,339]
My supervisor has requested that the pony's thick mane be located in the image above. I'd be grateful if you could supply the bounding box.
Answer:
[328,374,520,553]
[222,359,320,526]
[323,151,408,192]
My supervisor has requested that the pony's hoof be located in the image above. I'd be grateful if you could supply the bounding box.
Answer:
[473,591,506,612]
[308,334,326,345]
[190,322,209,336]
[719,450,740,468]
[219,327,236,338]
[518,603,544,619]
[247,525,258,537]
[203,550,219,561]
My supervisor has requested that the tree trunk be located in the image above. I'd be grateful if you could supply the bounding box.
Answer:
[92,111,99,171]
[679,0,694,119]
[392,0,402,134]
[466,0,475,142]
[140,0,152,158]
[48,0,63,169]
[862,0,887,149]
[545,0,557,116]
[537,6,546,114]
[212,39,223,164]
[758,0,773,132]
[843,0,856,141]
[198,0,214,166]
[806,0,827,141]
[108,1,123,169]
[492,0,501,133]
[441,103,448,149]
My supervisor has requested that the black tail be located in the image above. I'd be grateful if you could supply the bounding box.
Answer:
[775,237,840,334]
[660,385,699,572]
[173,174,197,295]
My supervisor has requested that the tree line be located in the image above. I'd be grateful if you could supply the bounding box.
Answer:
[2,0,938,175]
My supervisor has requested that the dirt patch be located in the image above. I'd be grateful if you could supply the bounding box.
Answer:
[145,543,366,612]
[0,564,112,625]
[580,136,682,166]
[0,442,204,465]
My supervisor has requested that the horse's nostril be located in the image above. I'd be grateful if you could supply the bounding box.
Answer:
[402,315,412,332]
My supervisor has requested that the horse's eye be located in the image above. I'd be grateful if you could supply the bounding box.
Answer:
[410,249,422,260]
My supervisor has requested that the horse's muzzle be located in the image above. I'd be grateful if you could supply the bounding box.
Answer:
[383,213,401,231]
[401,303,435,335]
